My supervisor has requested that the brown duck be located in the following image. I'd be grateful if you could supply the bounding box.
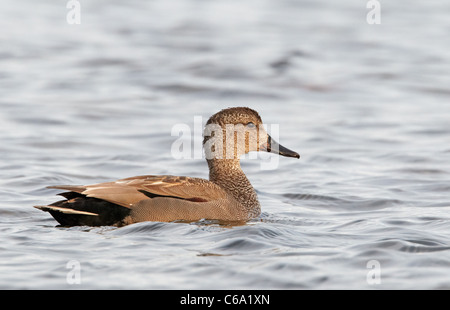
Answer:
[35,107,299,226]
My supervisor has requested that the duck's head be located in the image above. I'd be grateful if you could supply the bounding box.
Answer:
[203,107,300,160]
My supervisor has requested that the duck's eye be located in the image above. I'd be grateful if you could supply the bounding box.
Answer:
[246,122,256,128]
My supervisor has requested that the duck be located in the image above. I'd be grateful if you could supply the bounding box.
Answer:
[34,107,299,226]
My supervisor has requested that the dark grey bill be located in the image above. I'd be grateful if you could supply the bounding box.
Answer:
[264,135,300,159]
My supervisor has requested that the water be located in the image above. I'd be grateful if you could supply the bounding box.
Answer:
[1,0,450,289]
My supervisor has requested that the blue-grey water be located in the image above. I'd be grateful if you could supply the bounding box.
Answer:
[1,0,450,289]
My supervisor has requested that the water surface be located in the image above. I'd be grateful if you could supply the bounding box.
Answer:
[1,0,450,289]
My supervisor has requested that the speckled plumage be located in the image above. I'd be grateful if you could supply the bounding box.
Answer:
[35,107,299,226]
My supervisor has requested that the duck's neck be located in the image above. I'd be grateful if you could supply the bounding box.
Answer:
[207,159,260,218]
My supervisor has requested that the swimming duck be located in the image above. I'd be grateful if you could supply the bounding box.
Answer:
[35,107,299,226]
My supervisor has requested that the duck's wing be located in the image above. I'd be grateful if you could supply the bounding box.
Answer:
[47,175,227,208]
[36,175,234,226]
[129,175,227,202]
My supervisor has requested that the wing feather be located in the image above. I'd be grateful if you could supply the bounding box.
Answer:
[47,175,227,208]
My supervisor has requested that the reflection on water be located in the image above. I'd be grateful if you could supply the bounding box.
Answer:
[1,0,450,289]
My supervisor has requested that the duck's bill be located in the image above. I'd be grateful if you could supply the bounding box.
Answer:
[261,135,300,159]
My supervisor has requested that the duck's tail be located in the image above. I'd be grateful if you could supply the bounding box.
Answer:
[34,196,130,227]
[34,205,99,216]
